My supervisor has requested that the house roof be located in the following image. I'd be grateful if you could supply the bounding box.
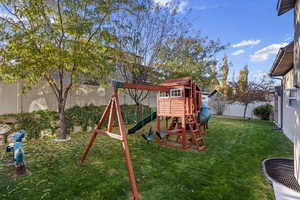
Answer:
[270,42,294,76]
[277,0,295,15]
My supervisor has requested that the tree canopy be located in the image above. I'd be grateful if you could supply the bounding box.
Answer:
[219,55,229,95]
[0,0,227,137]
[0,0,139,138]
[154,35,225,88]
[237,65,249,93]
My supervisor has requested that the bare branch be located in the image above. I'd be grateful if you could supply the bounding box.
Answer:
[44,75,59,100]
[57,0,65,48]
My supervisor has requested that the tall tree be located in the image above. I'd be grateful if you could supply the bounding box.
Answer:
[237,65,249,93]
[219,55,229,95]
[114,0,185,121]
[209,64,219,90]
[154,35,225,88]
[0,0,137,139]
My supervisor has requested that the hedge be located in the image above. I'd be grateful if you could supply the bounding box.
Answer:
[0,104,153,139]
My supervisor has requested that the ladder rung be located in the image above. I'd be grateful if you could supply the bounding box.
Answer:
[168,129,182,133]
[167,129,182,135]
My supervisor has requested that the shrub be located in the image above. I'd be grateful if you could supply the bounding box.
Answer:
[65,104,105,131]
[16,110,57,139]
[15,113,42,139]
[0,104,153,140]
[64,104,152,130]
[253,104,273,120]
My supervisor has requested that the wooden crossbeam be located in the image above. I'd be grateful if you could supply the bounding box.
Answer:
[80,99,113,164]
[122,83,169,91]
[96,129,122,140]
[112,80,169,92]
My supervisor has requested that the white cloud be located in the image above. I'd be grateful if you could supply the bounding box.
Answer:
[153,0,172,6]
[153,0,187,13]
[250,43,288,62]
[232,40,261,48]
[232,49,245,56]
[177,1,187,13]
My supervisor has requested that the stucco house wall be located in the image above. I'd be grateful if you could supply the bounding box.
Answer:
[272,69,300,144]
[273,0,300,185]
[294,0,300,86]
[293,0,300,184]
[0,81,157,115]
[280,69,300,142]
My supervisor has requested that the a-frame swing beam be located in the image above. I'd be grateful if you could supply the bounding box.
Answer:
[112,80,169,92]
[80,88,140,200]
[80,99,113,163]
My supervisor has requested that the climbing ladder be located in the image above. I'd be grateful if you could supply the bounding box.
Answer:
[159,116,206,151]
[187,115,206,152]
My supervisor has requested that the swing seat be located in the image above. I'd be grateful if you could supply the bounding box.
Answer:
[156,130,168,139]
[141,128,156,142]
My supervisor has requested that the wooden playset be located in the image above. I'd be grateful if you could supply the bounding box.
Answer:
[80,76,210,200]
[156,76,207,151]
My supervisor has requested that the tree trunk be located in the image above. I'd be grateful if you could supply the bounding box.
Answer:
[243,103,248,119]
[136,103,142,122]
[58,100,67,139]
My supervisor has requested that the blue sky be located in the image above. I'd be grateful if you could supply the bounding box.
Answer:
[189,0,294,80]
[155,0,294,80]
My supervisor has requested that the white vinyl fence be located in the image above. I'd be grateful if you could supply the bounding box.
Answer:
[210,101,269,119]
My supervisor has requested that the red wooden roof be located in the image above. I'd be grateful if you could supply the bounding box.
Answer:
[159,76,192,87]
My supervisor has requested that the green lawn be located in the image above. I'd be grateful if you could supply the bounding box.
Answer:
[0,117,293,200]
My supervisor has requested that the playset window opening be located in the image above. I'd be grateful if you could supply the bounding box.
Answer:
[170,89,183,97]
[159,91,170,98]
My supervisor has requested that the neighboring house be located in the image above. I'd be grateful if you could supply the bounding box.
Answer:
[270,0,300,186]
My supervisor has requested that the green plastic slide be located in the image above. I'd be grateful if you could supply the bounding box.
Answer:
[128,112,157,135]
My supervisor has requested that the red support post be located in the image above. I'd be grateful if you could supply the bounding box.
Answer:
[80,99,113,164]
[156,116,161,143]
[181,116,187,149]
[107,100,116,132]
[113,89,140,200]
